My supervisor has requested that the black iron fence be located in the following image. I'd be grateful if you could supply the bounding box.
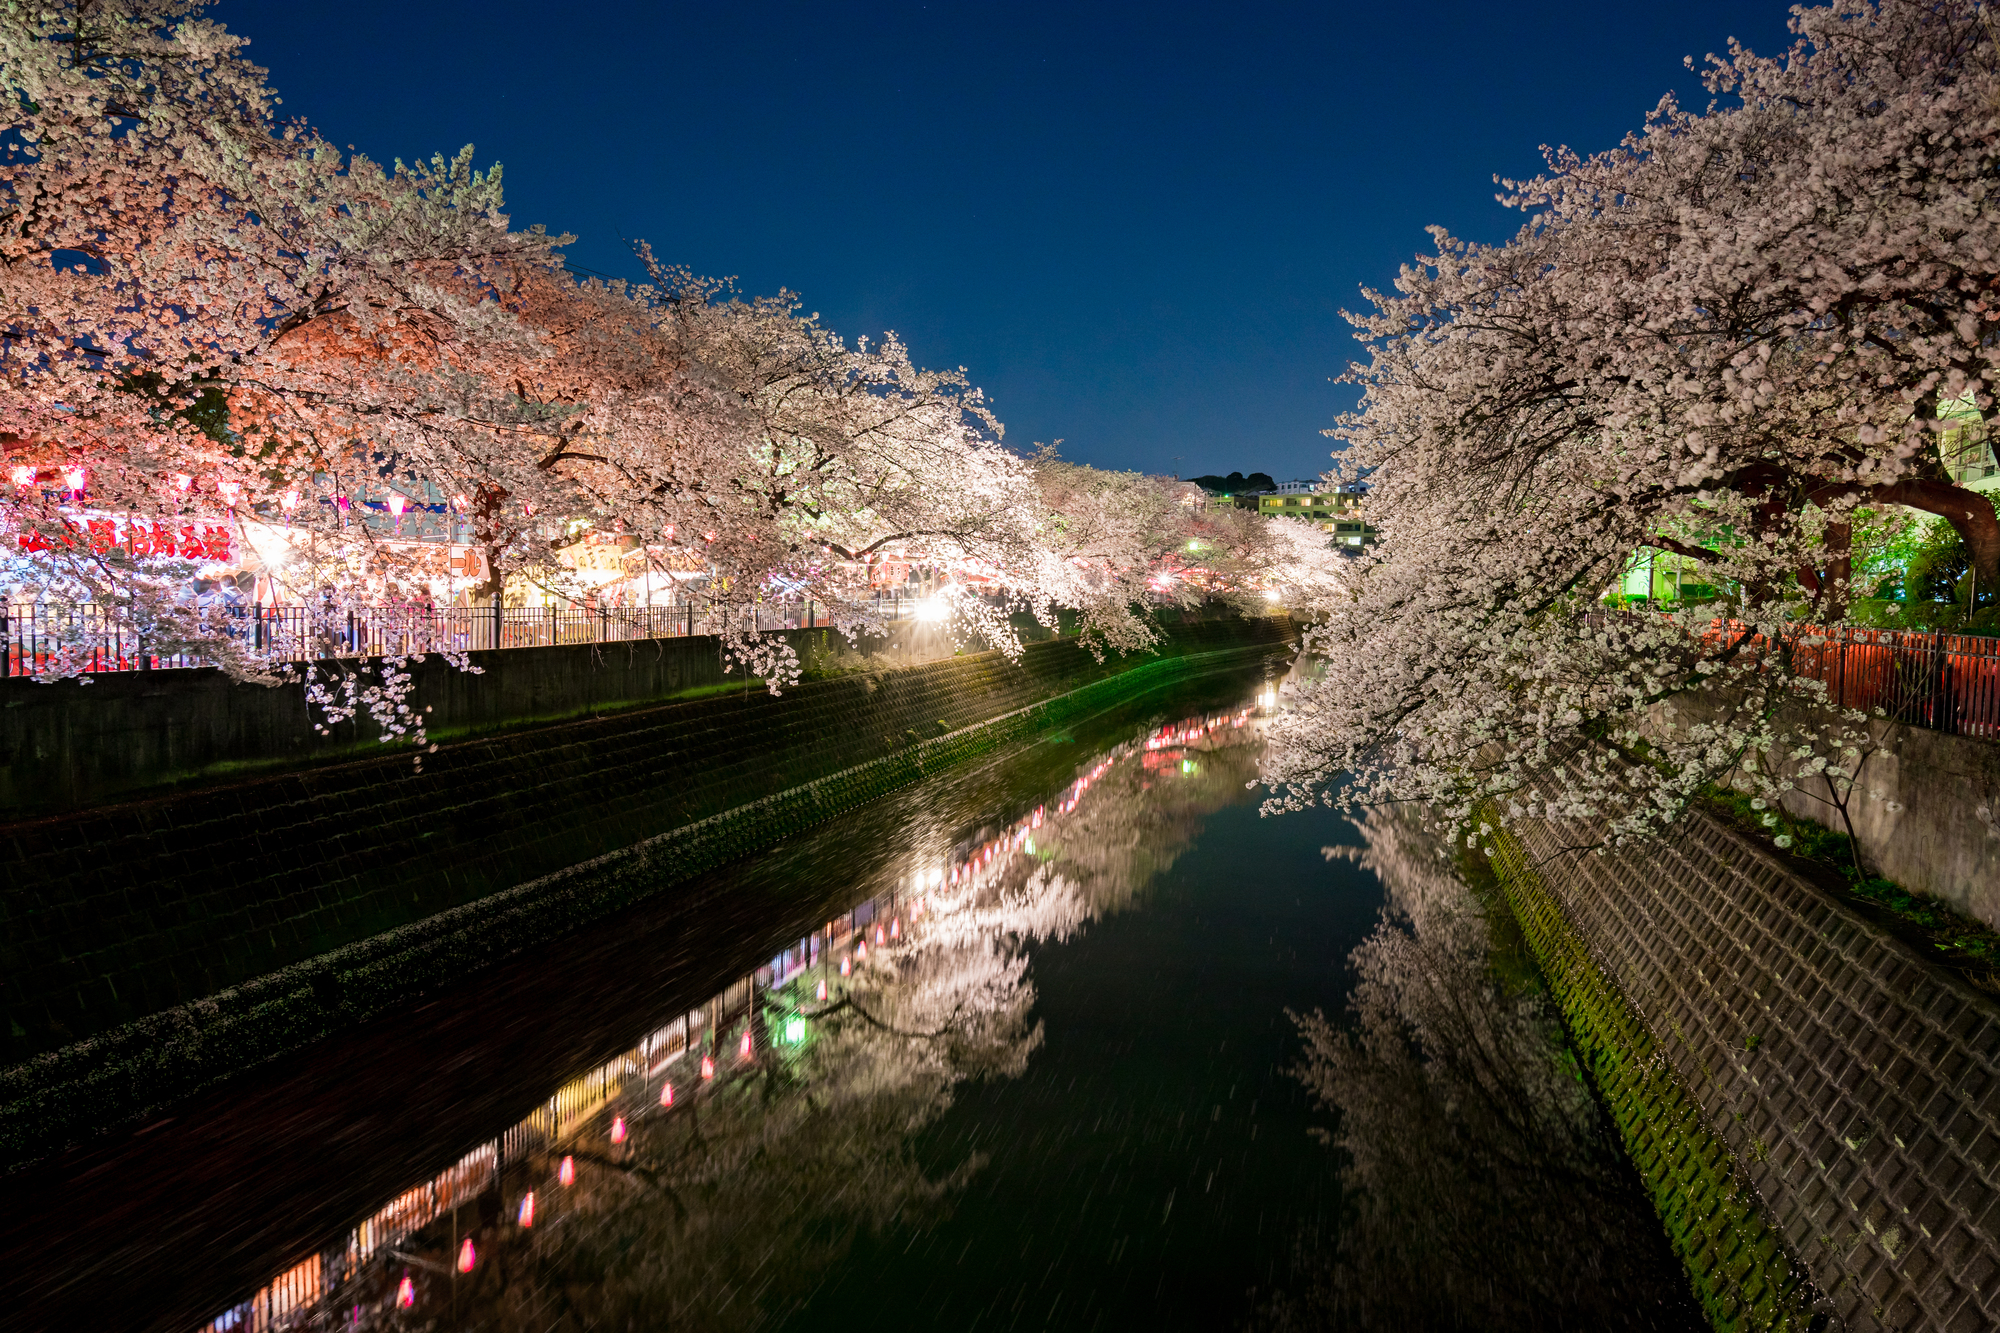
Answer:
[2,594,919,677]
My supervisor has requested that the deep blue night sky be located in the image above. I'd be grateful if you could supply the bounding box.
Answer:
[212,0,1795,482]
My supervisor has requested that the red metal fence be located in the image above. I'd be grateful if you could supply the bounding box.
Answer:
[1714,622,2000,741]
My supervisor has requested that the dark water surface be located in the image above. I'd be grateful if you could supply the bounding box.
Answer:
[0,672,1695,1332]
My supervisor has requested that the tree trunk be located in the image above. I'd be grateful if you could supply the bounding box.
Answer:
[1867,477,2000,586]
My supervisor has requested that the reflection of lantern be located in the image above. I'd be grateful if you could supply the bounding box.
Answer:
[517,1192,536,1227]
[738,1030,753,1060]
[558,1155,576,1187]
[457,1239,476,1273]
[890,918,901,940]
[396,1275,415,1308]
[816,978,828,1001]
[610,1116,627,1144]
[660,1082,675,1107]
[700,1055,715,1080]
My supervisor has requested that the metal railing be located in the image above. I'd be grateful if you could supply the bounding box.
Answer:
[1751,622,2000,740]
[2,594,919,677]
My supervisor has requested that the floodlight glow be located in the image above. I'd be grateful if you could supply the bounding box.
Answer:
[784,1015,807,1044]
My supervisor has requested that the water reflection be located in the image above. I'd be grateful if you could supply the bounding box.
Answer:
[198,708,1264,1333]
[1266,812,1702,1332]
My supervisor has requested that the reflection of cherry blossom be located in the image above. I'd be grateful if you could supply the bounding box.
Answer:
[1275,811,1704,1329]
[300,704,1263,1331]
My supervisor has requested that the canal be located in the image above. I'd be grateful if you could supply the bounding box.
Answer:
[0,672,1700,1332]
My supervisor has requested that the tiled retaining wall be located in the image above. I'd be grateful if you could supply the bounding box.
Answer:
[0,620,1289,1168]
[1494,801,2000,1332]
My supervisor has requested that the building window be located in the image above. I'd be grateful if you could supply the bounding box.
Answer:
[1943,421,1998,484]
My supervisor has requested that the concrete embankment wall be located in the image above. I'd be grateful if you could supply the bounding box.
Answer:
[1489,798,2000,1333]
[0,614,1291,1168]
[0,615,1070,817]
[1650,693,2000,928]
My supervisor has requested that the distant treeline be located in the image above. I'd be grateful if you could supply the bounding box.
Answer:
[1188,472,1275,494]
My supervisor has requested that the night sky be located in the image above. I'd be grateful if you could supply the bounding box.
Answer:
[213,0,1794,483]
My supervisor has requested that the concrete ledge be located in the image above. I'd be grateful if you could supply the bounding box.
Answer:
[1649,692,2000,926]
[0,617,1074,817]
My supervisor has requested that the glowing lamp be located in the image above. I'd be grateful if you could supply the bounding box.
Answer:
[396,1275,416,1309]
[700,1055,715,1080]
[738,1030,753,1060]
[452,493,470,512]
[172,473,193,493]
[660,1081,675,1108]
[915,596,949,623]
[8,466,31,486]
[217,481,242,507]
[558,1155,576,1187]
[517,1192,535,1227]
[783,1015,806,1044]
[816,978,828,1000]
[610,1116,627,1144]
[456,1239,476,1273]
[63,466,85,492]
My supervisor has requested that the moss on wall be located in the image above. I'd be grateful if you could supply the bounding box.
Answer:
[1480,809,1819,1332]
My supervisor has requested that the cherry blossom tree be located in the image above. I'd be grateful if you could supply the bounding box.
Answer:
[1265,0,2000,846]
[4,0,1343,723]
